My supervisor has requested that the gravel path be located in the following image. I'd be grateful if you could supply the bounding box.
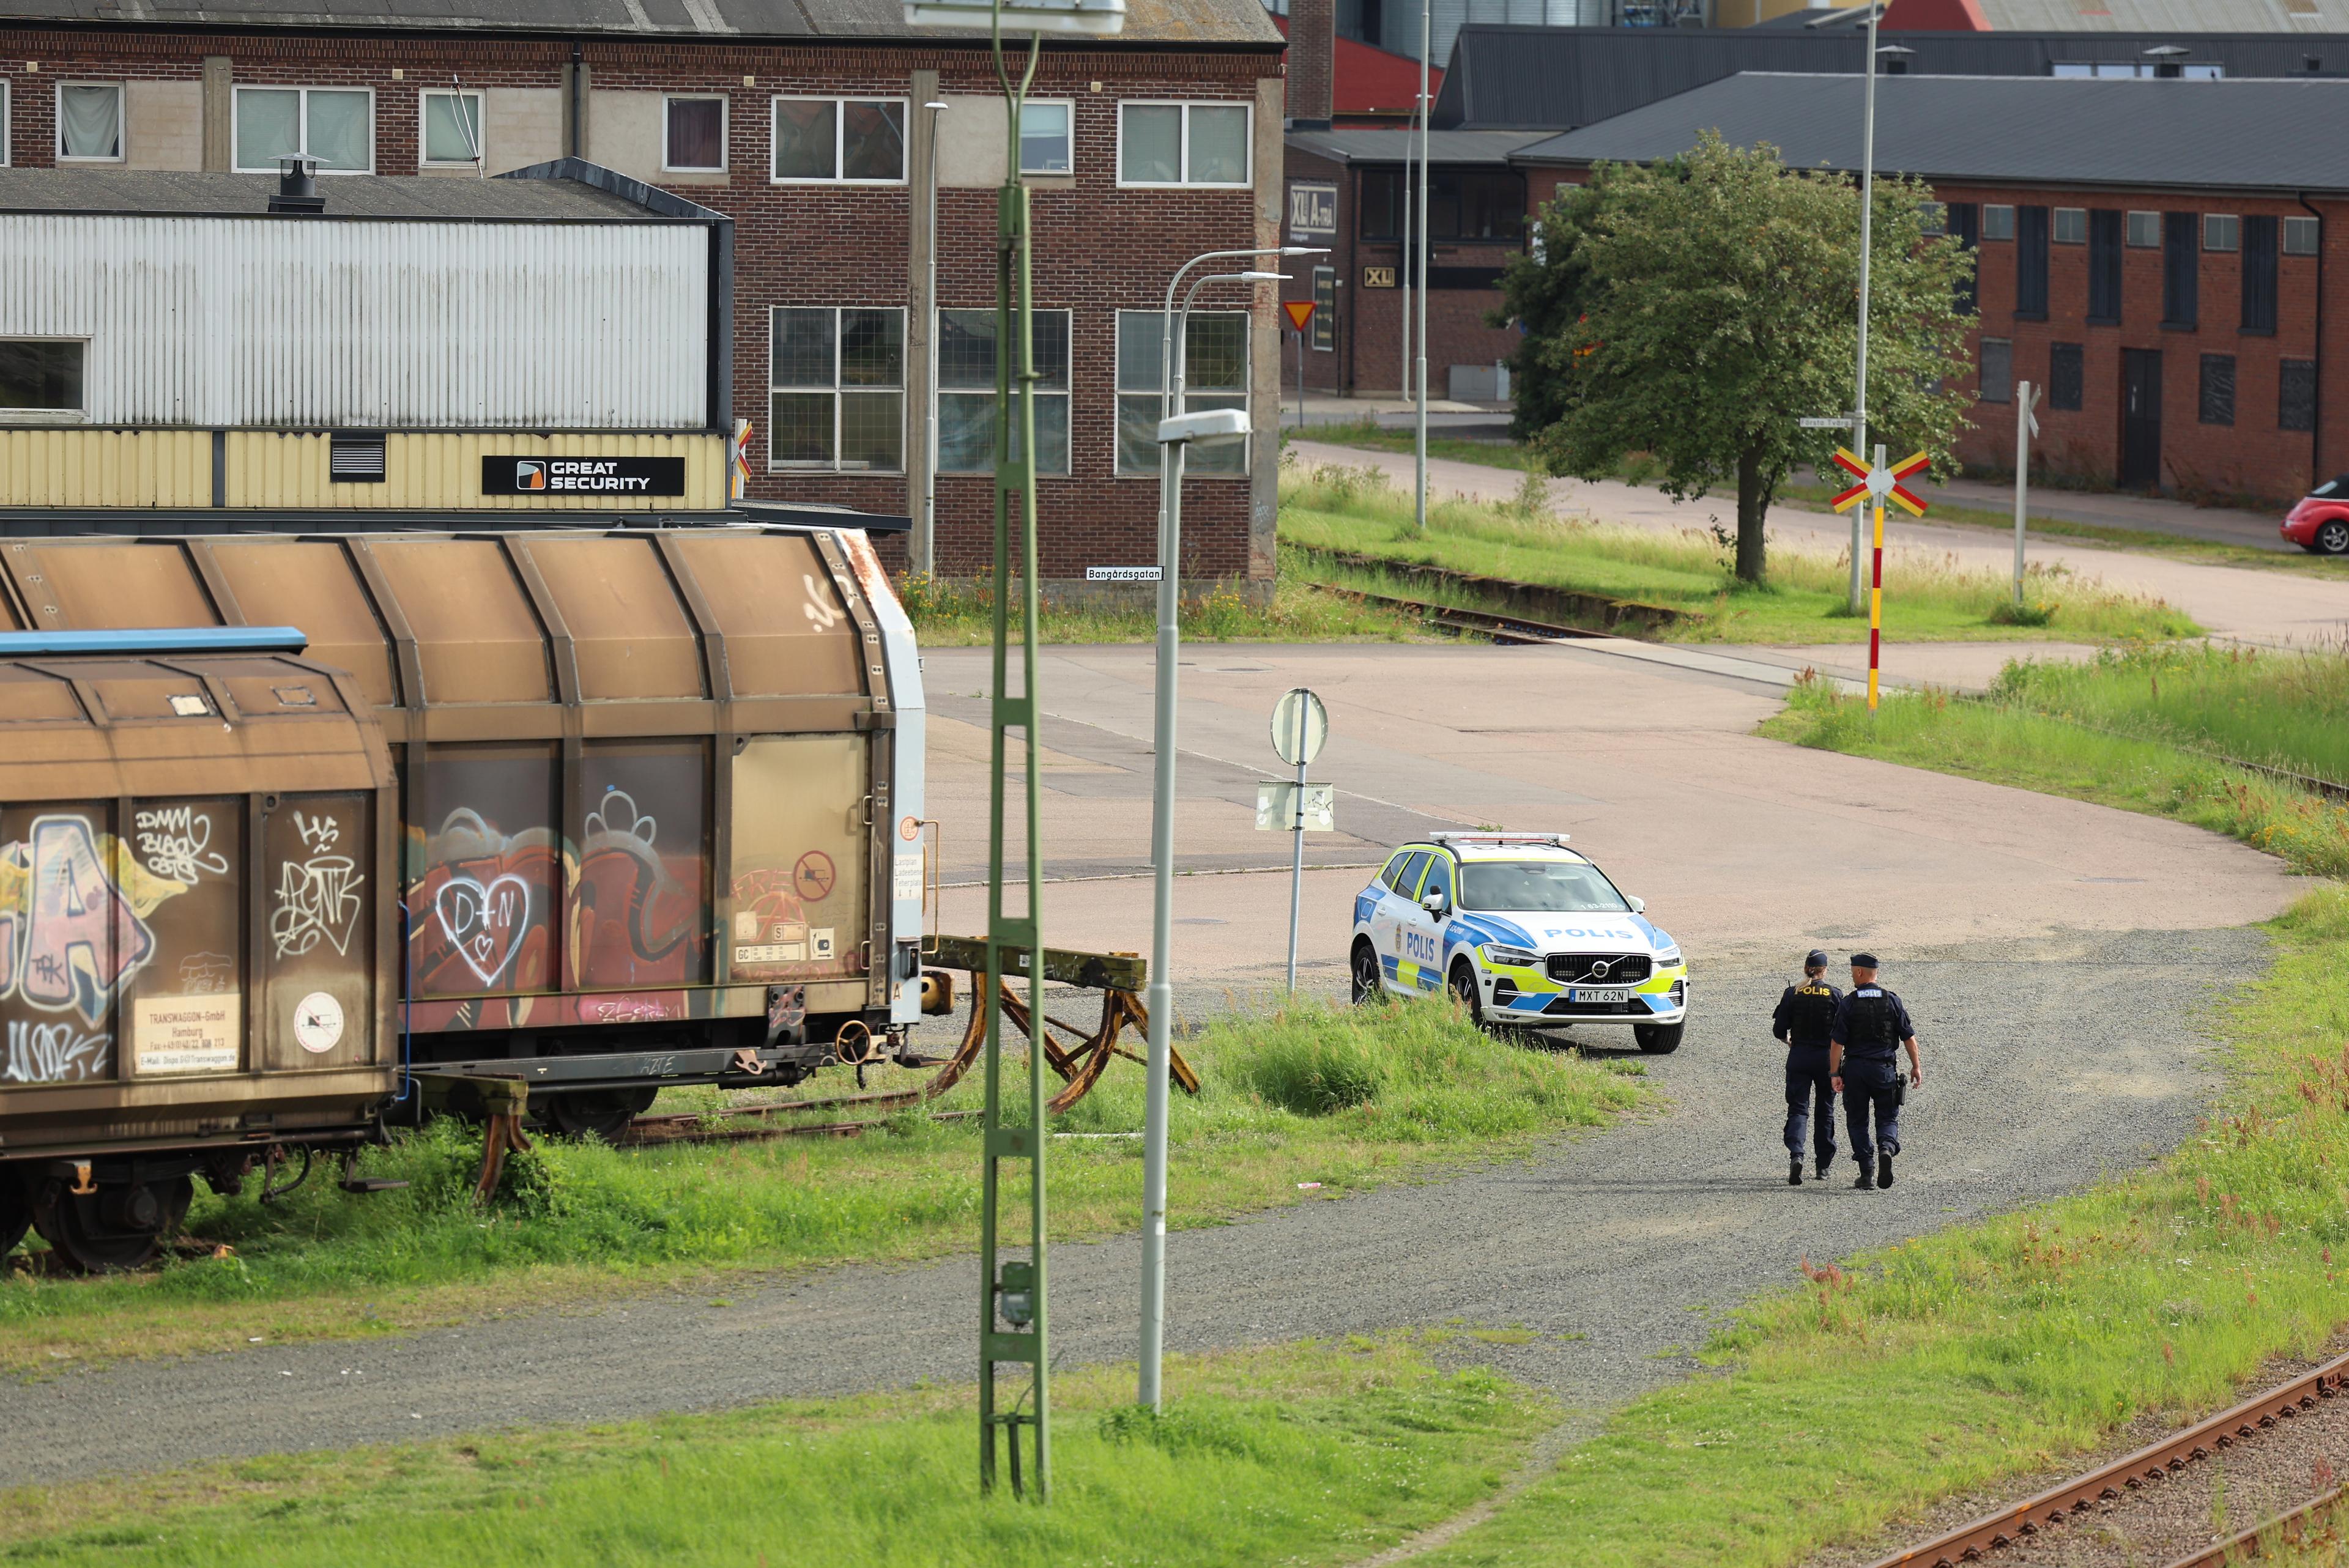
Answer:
[0,926,2260,1487]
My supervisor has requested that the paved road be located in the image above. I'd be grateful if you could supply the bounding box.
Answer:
[0,641,2297,1485]
[1288,439,2349,648]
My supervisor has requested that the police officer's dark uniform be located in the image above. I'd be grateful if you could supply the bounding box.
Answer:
[1829,953,1920,1191]
[1770,950,1841,1187]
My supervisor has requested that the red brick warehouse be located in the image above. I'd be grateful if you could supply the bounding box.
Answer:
[1512,71,2348,506]
[0,0,1290,590]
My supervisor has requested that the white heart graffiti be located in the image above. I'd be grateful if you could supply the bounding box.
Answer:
[432,873,532,985]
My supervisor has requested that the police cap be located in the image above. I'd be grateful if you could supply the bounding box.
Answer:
[1804,949,1830,969]
[1849,952,1880,969]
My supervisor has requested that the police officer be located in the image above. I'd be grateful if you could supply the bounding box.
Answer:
[1829,953,1922,1191]
[1770,950,1841,1187]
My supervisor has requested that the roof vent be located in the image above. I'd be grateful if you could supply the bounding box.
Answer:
[270,155,325,215]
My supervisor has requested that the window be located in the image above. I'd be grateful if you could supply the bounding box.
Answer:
[770,97,905,183]
[2051,59,2221,78]
[937,308,1071,475]
[2203,213,2240,253]
[1421,853,1453,908]
[2162,212,2199,328]
[2198,354,2235,426]
[1118,102,1251,188]
[234,87,373,173]
[420,89,483,167]
[1359,168,1402,239]
[2243,215,2279,334]
[1981,204,2015,242]
[768,307,904,472]
[1389,851,1431,898]
[2285,215,2320,256]
[2126,210,2161,248]
[2015,205,2049,319]
[1116,309,1249,476]
[2281,359,2317,432]
[1946,202,1978,314]
[0,340,83,413]
[57,83,122,160]
[1918,200,1946,236]
[1979,338,2013,404]
[0,80,7,166]
[2048,342,2084,410]
[664,96,727,172]
[2088,209,2123,324]
[2054,207,2086,245]
[1019,101,1073,176]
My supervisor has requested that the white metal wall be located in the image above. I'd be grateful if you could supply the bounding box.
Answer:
[0,214,710,429]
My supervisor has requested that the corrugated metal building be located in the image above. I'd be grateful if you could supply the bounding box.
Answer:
[0,162,736,522]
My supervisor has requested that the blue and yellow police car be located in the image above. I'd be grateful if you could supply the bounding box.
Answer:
[1348,832,1688,1052]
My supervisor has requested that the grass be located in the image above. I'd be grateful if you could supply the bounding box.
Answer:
[0,998,1650,1372]
[1760,668,2349,879]
[1405,886,2349,1566]
[0,1336,1553,1567]
[898,569,1426,645]
[1278,457,2201,646]
[1301,420,2349,579]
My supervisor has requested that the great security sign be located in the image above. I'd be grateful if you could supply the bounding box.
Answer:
[484,456,688,496]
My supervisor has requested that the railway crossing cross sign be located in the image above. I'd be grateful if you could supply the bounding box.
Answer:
[1827,446,1931,713]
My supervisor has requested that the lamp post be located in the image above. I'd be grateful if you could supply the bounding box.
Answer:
[1414,0,1430,534]
[1138,256,1301,1415]
[918,98,950,577]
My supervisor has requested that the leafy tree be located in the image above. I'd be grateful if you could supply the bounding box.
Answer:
[1494,133,1973,583]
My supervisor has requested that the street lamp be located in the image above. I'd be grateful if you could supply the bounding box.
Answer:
[1137,259,1291,1416]
[1414,0,1430,534]
[1812,0,1888,613]
[918,98,949,578]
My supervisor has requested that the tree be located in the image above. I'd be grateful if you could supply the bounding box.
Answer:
[1495,133,1974,584]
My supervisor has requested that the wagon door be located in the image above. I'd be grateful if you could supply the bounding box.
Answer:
[724,735,870,989]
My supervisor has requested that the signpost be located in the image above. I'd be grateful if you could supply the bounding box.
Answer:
[2012,380,2043,608]
[1828,444,1930,711]
[1266,687,1330,992]
[1283,299,1316,431]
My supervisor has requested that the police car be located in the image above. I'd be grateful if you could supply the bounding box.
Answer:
[1349,832,1688,1052]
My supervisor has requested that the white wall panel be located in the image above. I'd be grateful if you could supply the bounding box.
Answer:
[0,214,709,429]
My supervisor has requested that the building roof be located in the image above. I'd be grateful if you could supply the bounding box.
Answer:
[0,0,1281,46]
[1888,0,2349,28]
[1273,13,1441,119]
[1285,127,1549,165]
[1512,72,2349,194]
[0,166,682,219]
[1430,23,2349,130]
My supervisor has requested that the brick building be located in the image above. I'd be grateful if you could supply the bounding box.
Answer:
[1514,72,2349,503]
[0,0,1288,590]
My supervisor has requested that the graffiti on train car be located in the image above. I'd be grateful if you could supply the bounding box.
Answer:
[570,788,704,991]
[406,806,560,997]
[272,810,367,960]
[0,812,188,1081]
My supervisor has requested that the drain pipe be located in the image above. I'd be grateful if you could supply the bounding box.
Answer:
[569,40,585,159]
[2299,192,2325,495]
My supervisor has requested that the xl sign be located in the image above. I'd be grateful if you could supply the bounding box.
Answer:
[1286,180,1337,243]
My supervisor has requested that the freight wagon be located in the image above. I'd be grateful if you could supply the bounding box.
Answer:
[0,521,926,1270]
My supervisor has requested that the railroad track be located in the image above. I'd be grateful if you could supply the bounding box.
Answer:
[2162,1481,2345,1567]
[1868,1351,2349,1567]
[1310,583,1611,645]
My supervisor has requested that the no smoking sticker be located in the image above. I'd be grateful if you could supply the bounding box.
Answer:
[793,851,836,901]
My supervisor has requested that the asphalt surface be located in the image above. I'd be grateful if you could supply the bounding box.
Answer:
[0,926,2259,1486]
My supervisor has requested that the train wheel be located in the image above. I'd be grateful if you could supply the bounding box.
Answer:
[541,1088,658,1144]
[33,1175,193,1273]
[0,1171,29,1258]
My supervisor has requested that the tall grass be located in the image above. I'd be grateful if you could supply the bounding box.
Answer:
[1990,640,2349,785]
[0,1338,1552,1568]
[0,1000,1648,1366]
[1770,671,2349,879]
[1279,458,2199,646]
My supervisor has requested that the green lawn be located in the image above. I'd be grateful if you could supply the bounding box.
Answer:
[1299,420,2349,579]
[1761,671,2349,879]
[0,999,1649,1371]
[1280,459,2200,646]
[0,1337,1553,1568]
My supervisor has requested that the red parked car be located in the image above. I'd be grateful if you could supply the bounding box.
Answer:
[2282,475,2349,555]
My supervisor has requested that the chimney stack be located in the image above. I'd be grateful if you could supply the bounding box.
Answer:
[1288,0,1334,129]
[269,155,325,214]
